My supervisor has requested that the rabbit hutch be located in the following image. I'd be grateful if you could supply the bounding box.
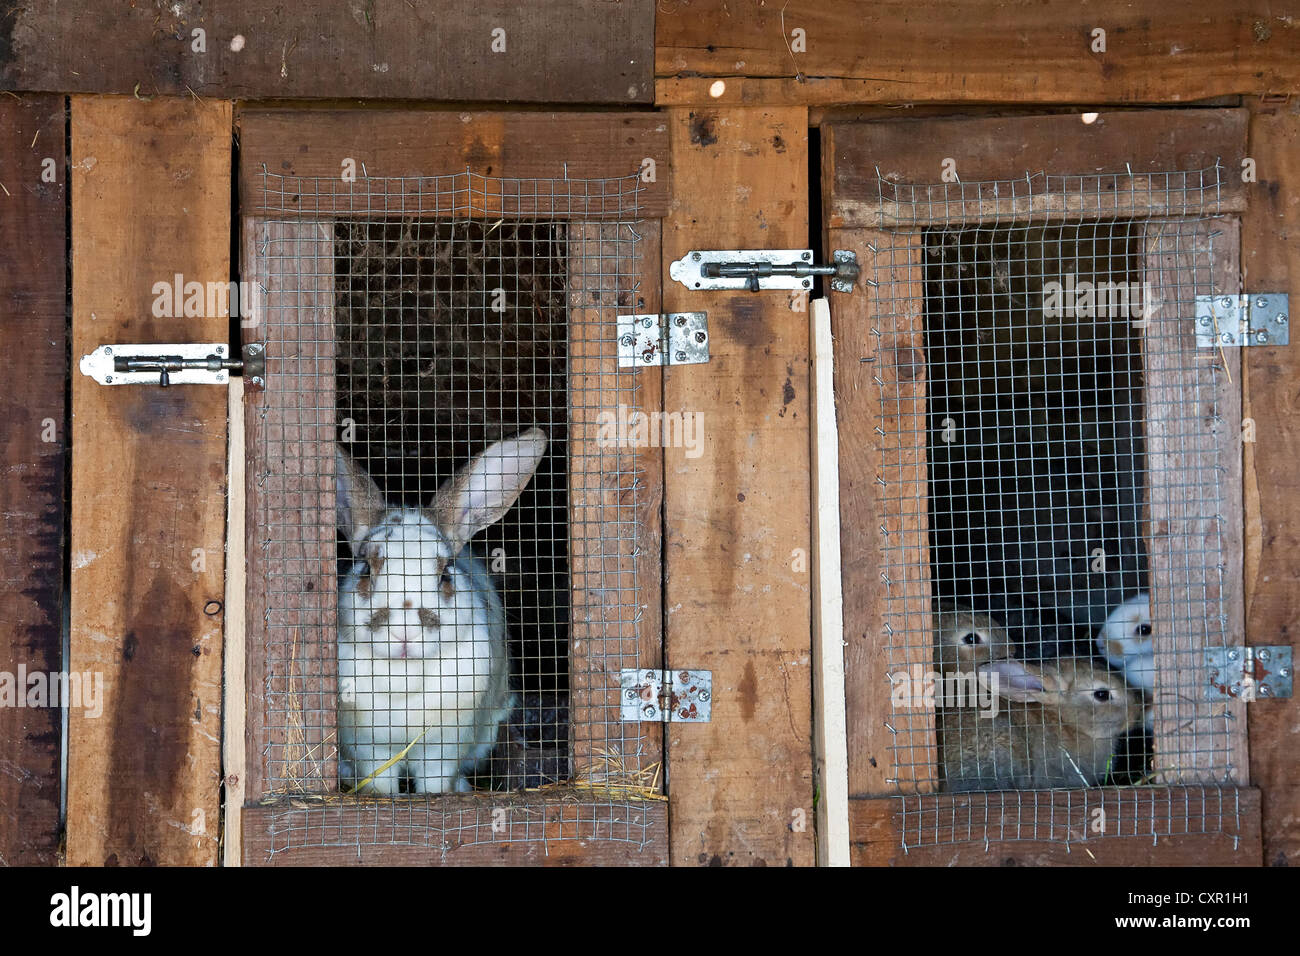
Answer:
[0,1,1297,872]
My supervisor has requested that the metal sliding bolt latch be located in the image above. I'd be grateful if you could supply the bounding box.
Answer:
[670,249,861,293]
[80,342,265,387]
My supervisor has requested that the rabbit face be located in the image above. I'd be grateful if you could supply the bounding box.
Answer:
[934,601,1013,675]
[340,510,470,661]
[1095,592,1153,691]
[980,656,1145,741]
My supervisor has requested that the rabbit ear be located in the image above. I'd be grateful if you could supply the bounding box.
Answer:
[979,658,1050,703]
[335,444,387,554]
[432,428,548,553]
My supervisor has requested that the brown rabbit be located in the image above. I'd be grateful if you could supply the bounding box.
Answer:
[933,601,1014,677]
[938,656,1144,791]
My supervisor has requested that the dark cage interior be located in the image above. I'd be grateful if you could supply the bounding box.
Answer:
[923,220,1153,787]
[334,219,571,792]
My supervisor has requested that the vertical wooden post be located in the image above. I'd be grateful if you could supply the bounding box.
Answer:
[0,94,67,866]
[1143,218,1248,785]
[810,298,851,864]
[662,107,814,866]
[1241,97,1300,867]
[67,97,230,866]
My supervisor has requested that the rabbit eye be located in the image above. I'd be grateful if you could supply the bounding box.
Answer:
[1093,688,1112,702]
[961,632,983,646]
[1137,624,1152,637]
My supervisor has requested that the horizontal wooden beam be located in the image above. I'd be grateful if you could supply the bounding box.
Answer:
[851,788,1263,866]
[238,110,671,219]
[242,794,668,865]
[2,2,652,104]
[656,2,1299,105]
[824,108,1248,227]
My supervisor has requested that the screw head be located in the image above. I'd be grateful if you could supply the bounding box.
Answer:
[643,317,653,329]
[1256,297,1268,309]
[1279,667,1290,678]
[619,334,634,347]
[1256,330,1269,343]
[801,251,812,261]
[674,314,687,326]
[1277,313,1289,325]
[802,279,811,288]
[1258,649,1271,663]
[104,346,113,356]
[1220,296,1233,309]
[1228,650,1240,661]
[247,342,263,354]
[691,252,702,262]
[1230,682,1243,696]
[675,350,687,362]
[1258,684,1272,698]
[251,376,265,387]
[216,345,226,355]
[104,375,113,383]
[694,331,707,343]
[1199,316,1211,326]
[1221,332,1234,344]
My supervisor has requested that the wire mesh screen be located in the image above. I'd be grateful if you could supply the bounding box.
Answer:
[250,170,660,856]
[863,166,1245,849]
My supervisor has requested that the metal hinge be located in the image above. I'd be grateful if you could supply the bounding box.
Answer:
[617,312,709,367]
[670,249,861,293]
[1205,645,1292,701]
[1194,294,1289,348]
[621,668,712,722]
[79,342,264,387]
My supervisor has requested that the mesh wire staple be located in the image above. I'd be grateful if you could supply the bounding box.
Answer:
[866,165,1245,850]
[251,169,658,856]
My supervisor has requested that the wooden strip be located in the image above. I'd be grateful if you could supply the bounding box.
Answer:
[238,111,671,219]
[242,218,338,797]
[68,96,230,866]
[662,106,813,866]
[1144,218,1249,786]
[1241,97,1300,867]
[567,221,664,783]
[824,110,1248,228]
[656,3,1299,104]
[242,795,667,865]
[3,2,652,104]
[849,788,1263,866]
[828,228,936,796]
[223,377,247,866]
[0,93,66,867]
[810,298,850,865]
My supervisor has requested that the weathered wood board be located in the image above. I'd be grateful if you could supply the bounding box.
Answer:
[657,2,1299,105]
[67,96,230,866]
[662,106,815,866]
[238,110,671,220]
[850,788,1263,866]
[1241,96,1300,868]
[2,2,653,104]
[0,93,66,867]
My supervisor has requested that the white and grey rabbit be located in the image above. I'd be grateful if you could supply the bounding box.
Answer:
[938,655,1145,791]
[335,428,548,795]
[1095,591,1153,691]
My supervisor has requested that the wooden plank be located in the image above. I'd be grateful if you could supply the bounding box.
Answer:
[662,106,814,866]
[67,96,230,866]
[0,93,65,867]
[1241,97,1300,868]
[824,110,1248,228]
[1143,218,1249,786]
[242,793,667,865]
[849,788,1263,866]
[3,2,652,104]
[241,218,338,797]
[810,297,850,865]
[567,220,664,784]
[223,378,247,866]
[827,227,935,796]
[656,2,1299,105]
[238,111,671,219]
